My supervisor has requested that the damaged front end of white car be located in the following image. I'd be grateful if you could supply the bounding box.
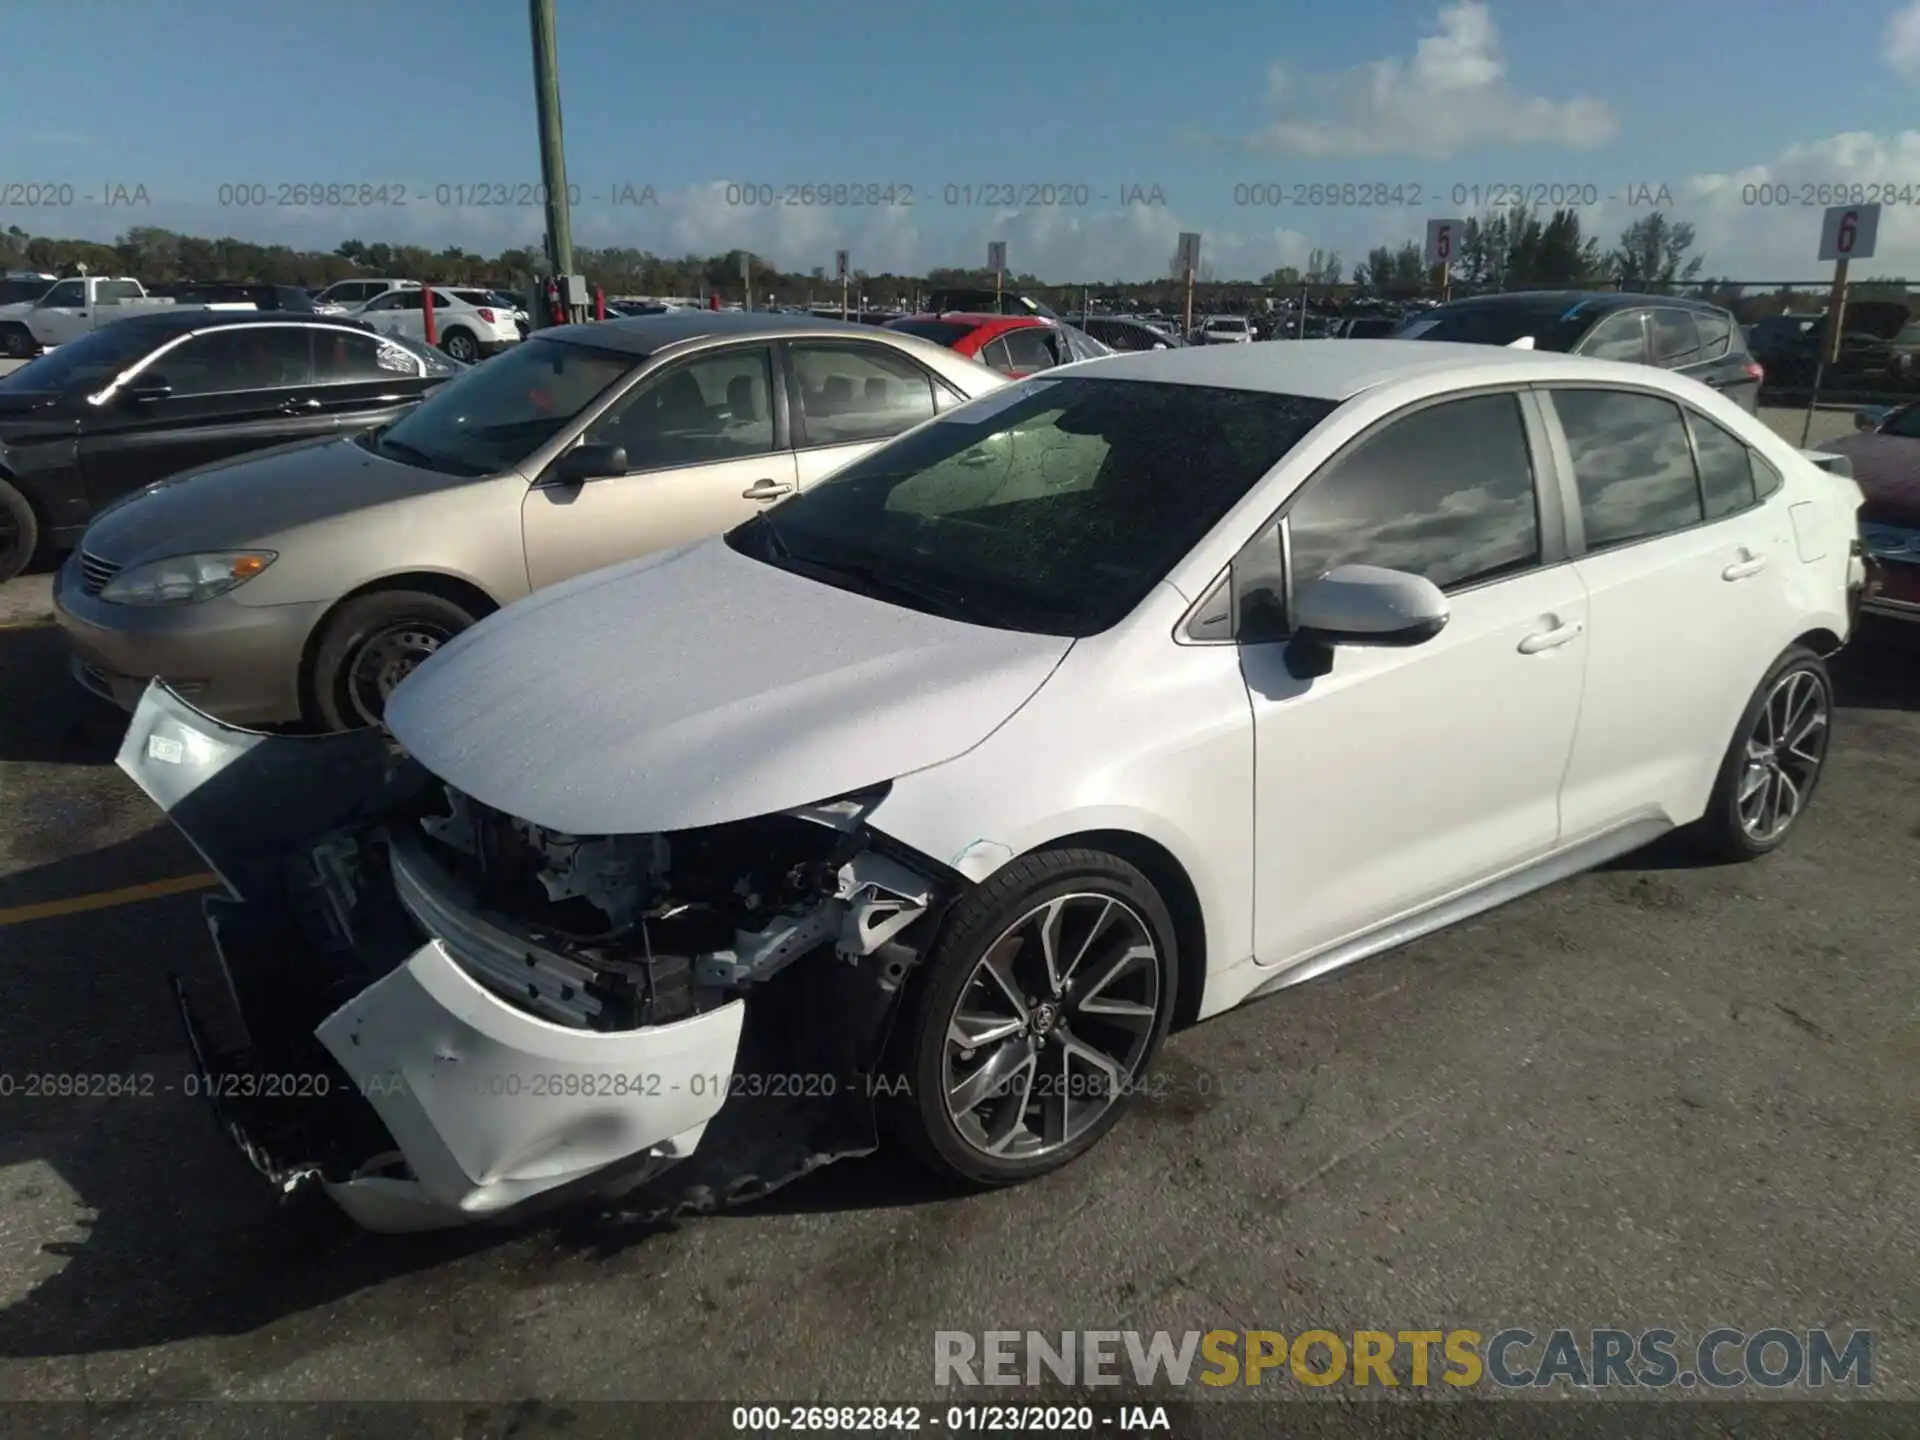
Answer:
[120,681,953,1234]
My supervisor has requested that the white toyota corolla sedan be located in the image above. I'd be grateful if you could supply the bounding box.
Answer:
[122,340,1868,1231]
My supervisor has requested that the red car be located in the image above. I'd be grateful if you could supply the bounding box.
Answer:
[883,312,1108,377]
[1829,400,1920,624]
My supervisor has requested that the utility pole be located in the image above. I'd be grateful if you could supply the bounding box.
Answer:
[529,0,576,326]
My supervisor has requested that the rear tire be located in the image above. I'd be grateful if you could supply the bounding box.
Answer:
[0,479,39,584]
[1687,645,1833,863]
[440,328,479,364]
[309,588,476,732]
[1,325,35,360]
[880,848,1178,1188]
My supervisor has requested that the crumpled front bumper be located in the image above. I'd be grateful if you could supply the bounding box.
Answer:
[119,681,757,1233]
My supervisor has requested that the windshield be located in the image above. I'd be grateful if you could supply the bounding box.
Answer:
[1397,303,1590,350]
[369,335,633,476]
[728,376,1337,637]
[0,323,161,393]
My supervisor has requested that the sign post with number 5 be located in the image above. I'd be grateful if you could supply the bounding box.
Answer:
[1425,218,1464,301]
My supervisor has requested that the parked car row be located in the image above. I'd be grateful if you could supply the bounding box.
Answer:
[50,312,1010,725]
[85,331,1870,1233]
[0,275,242,358]
[0,312,462,580]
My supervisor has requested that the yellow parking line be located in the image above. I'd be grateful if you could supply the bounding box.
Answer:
[0,872,221,927]
[0,617,55,631]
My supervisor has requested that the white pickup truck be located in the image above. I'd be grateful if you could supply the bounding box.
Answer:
[0,276,246,358]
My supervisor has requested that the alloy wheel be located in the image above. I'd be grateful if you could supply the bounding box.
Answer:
[1737,668,1829,843]
[346,622,450,727]
[942,893,1162,1161]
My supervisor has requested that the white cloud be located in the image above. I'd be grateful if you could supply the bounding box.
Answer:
[1665,131,1920,278]
[1251,2,1618,159]
[1887,0,1920,83]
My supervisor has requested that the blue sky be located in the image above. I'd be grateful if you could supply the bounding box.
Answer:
[5,0,1920,280]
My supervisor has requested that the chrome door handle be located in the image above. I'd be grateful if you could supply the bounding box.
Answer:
[1518,621,1583,654]
[742,478,794,500]
[1722,555,1768,581]
[958,451,996,467]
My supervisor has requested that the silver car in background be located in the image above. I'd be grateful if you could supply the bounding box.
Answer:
[55,313,1008,731]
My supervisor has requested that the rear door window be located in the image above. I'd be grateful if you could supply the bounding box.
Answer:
[1694,312,1733,359]
[999,329,1058,373]
[1650,309,1703,367]
[1552,389,1704,549]
[1577,310,1647,362]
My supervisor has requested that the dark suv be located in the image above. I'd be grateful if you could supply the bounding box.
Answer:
[1398,291,1764,411]
[149,282,318,312]
[924,288,1059,319]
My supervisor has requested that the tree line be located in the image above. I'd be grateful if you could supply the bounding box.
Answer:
[3,210,1909,315]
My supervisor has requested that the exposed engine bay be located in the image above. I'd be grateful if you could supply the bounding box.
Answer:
[300,781,938,1034]
[118,680,957,1233]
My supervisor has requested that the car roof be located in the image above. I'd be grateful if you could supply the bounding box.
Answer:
[1431,289,1732,318]
[933,312,1049,329]
[1080,337,1583,400]
[104,310,374,338]
[536,310,899,354]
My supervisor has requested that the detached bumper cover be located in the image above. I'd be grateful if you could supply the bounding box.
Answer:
[313,942,742,1228]
[121,680,909,1232]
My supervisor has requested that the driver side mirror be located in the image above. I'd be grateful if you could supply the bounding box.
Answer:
[1284,565,1450,679]
[550,442,629,484]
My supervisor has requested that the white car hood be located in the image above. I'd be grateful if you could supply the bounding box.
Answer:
[385,535,1073,835]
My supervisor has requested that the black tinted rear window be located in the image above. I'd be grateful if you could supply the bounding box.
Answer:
[886,319,979,348]
[1398,303,1593,351]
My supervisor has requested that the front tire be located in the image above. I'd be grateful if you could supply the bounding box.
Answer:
[1689,645,1833,862]
[0,479,39,584]
[440,328,479,363]
[309,588,476,731]
[882,848,1178,1187]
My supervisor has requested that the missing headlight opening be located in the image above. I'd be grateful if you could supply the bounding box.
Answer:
[118,679,956,1231]
[384,783,937,1030]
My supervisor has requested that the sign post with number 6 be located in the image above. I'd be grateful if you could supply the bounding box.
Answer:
[1801,203,1882,444]
[1425,218,1464,302]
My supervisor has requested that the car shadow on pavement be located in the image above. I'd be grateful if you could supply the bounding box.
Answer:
[0,623,126,767]
[1831,617,1920,713]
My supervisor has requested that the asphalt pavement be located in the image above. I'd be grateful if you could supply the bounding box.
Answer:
[0,396,1914,1416]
